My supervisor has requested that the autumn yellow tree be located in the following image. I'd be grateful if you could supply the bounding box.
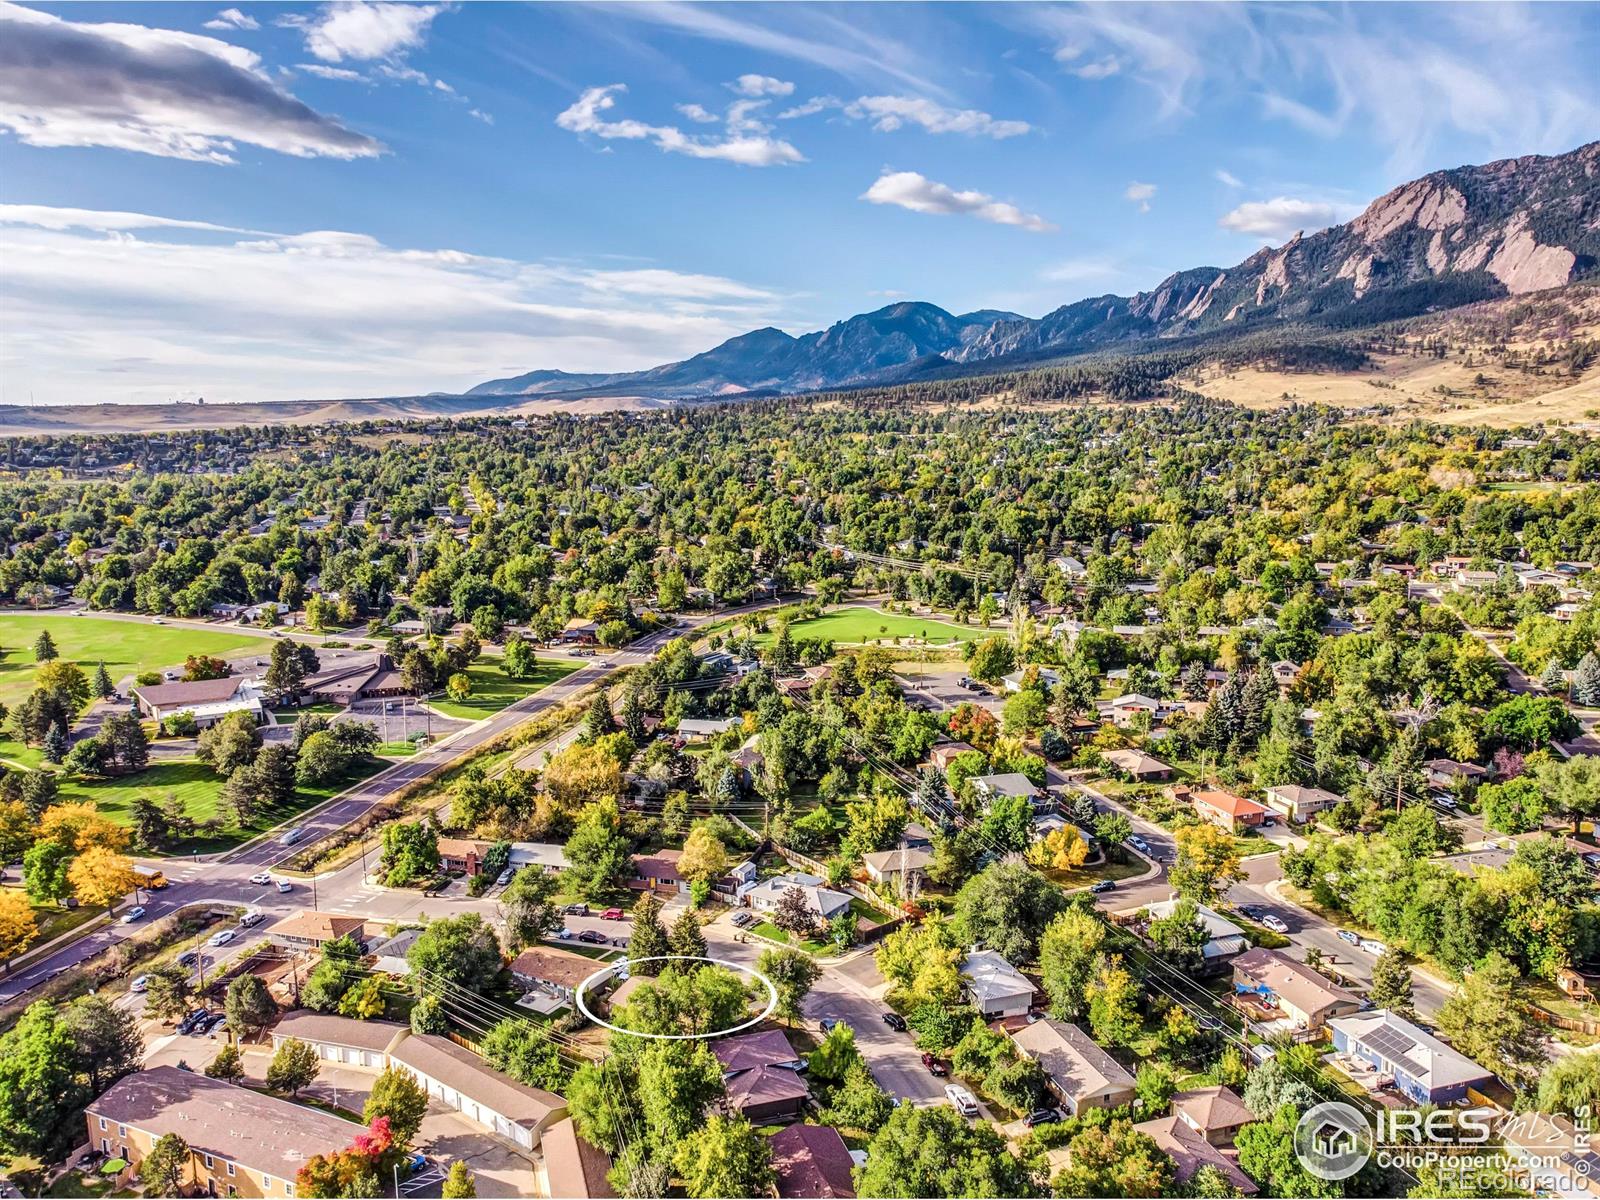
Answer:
[69,846,142,912]
[1028,826,1090,872]
[0,889,38,963]
[39,802,129,853]
[541,743,623,813]
[677,827,730,887]
[1169,822,1244,903]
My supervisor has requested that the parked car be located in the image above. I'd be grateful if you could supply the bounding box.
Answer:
[921,1052,948,1077]
[249,872,273,885]
[1237,904,1265,920]
[275,879,293,893]
[1089,880,1116,894]
[120,906,147,924]
[1129,835,1151,854]
[578,930,608,945]
[1260,914,1289,933]
[564,903,590,916]
[882,1012,907,1032]
[820,1018,841,1034]
[1433,795,1458,812]
[556,928,574,939]
[1359,938,1388,956]
[944,1084,980,1117]
[208,929,236,947]
[1336,929,1360,946]
[130,975,150,993]
[730,911,755,928]
[208,1017,229,1039]
[601,908,625,920]
[495,867,514,887]
[1025,1108,1061,1127]
[239,910,264,928]
[177,1009,211,1034]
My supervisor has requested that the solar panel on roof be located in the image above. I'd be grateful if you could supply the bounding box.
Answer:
[1362,1026,1426,1078]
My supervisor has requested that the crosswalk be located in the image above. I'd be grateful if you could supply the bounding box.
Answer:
[324,882,385,913]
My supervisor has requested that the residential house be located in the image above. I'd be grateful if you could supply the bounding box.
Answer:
[928,742,978,771]
[1231,948,1363,1031]
[1133,1116,1259,1196]
[711,859,759,904]
[509,946,599,1005]
[368,929,422,976]
[389,1032,568,1150]
[632,849,684,894]
[769,1124,858,1199]
[1453,570,1500,592]
[1169,1086,1256,1146]
[1269,661,1301,688]
[747,872,852,923]
[1051,555,1088,579]
[1002,667,1061,693]
[1140,899,1250,971]
[970,772,1046,811]
[961,950,1035,1019]
[509,842,570,873]
[899,821,935,849]
[1499,1111,1600,1200]
[776,664,833,695]
[1329,1009,1495,1104]
[86,1067,355,1199]
[269,1012,408,1068]
[132,676,264,728]
[437,837,494,876]
[677,717,739,741]
[1188,787,1270,831]
[712,1030,809,1122]
[1108,694,1166,727]
[861,845,933,890]
[539,1118,617,1199]
[1424,759,1488,791]
[1099,748,1174,782]
[1008,1019,1137,1115]
[561,618,600,644]
[267,911,368,953]
[1263,784,1343,824]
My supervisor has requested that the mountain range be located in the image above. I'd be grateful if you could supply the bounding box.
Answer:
[470,139,1600,400]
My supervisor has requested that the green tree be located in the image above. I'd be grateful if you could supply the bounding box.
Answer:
[63,995,143,1094]
[91,661,115,699]
[672,1115,776,1200]
[1038,906,1106,1019]
[1147,897,1210,969]
[33,629,57,662]
[1535,1053,1600,1117]
[952,859,1066,964]
[0,1001,91,1160]
[205,1042,245,1083]
[854,1103,1038,1198]
[669,910,708,959]
[380,820,441,886]
[441,1161,477,1199]
[967,637,1017,685]
[1368,949,1416,1018]
[562,798,632,900]
[1235,1106,1338,1198]
[480,1019,567,1091]
[584,692,616,740]
[756,946,820,1025]
[1170,823,1245,903]
[499,866,563,950]
[22,838,71,904]
[144,963,193,1022]
[1436,951,1547,1087]
[809,1022,862,1083]
[363,1066,431,1148]
[225,972,278,1038]
[629,892,671,974]
[266,1037,321,1096]
[140,1132,192,1194]
[405,913,503,995]
[821,1059,894,1133]
[1054,1119,1175,1198]
[1086,955,1141,1048]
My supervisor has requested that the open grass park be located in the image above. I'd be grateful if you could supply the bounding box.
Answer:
[758,605,981,646]
[427,654,580,720]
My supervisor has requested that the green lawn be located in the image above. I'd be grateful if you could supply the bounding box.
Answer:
[750,921,831,954]
[428,655,580,720]
[757,606,981,645]
[15,899,101,958]
[0,614,265,707]
[56,756,390,856]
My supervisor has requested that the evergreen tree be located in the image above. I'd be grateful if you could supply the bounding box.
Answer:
[1241,669,1277,744]
[620,689,648,744]
[629,893,670,973]
[1574,653,1600,707]
[1180,661,1210,701]
[584,692,616,740]
[33,630,57,662]
[205,1043,245,1082]
[441,1162,477,1199]
[1542,658,1570,695]
[41,724,68,764]
[92,662,115,699]
[669,910,707,959]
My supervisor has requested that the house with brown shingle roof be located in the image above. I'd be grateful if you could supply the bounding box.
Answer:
[1008,1019,1135,1115]
[1171,1086,1256,1146]
[509,946,599,1002]
[1133,1115,1259,1195]
[267,910,369,951]
[1231,947,1362,1031]
[769,1124,857,1198]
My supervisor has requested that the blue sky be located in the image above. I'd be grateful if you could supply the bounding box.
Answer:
[2,1,1597,405]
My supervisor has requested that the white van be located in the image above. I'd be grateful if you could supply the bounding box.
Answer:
[944,1084,980,1118]
[239,910,264,928]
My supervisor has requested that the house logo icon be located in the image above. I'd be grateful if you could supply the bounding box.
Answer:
[1295,1101,1372,1181]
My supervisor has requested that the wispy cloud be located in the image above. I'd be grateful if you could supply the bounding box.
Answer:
[1218,196,1361,241]
[0,2,381,163]
[0,204,789,405]
[280,1,448,63]
[557,83,803,167]
[727,73,793,98]
[861,170,1055,233]
[1124,181,1156,212]
[203,8,259,32]
[781,94,1031,139]
[1214,167,1244,188]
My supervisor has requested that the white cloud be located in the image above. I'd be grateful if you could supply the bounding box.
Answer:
[1214,167,1244,188]
[1019,3,1600,172]
[676,102,719,124]
[861,171,1055,233]
[842,95,1030,138]
[0,204,789,405]
[283,1,447,63]
[1124,181,1156,212]
[728,74,794,98]
[204,8,259,31]
[1218,196,1361,241]
[557,84,804,167]
[296,63,368,82]
[776,95,838,120]
[0,2,382,163]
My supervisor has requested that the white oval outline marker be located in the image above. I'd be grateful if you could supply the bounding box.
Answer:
[574,954,779,1041]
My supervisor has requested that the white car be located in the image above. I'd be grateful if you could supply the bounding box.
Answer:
[249,872,272,885]
[944,1084,980,1118]
[208,929,236,947]
[121,906,147,924]
[1359,938,1388,956]
[275,879,293,893]
[130,975,150,992]
[1260,914,1289,934]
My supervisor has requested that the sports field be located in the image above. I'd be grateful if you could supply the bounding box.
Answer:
[761,606,980,645]
[0,614,265,707]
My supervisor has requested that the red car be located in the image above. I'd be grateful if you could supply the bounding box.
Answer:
[921,1052,949,1077]
[601,908,625,920]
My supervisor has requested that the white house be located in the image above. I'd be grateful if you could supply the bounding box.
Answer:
[678,717,739,741]
[509,842,570,873]
[961,950,1034,1018]
[746,872,853,923]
